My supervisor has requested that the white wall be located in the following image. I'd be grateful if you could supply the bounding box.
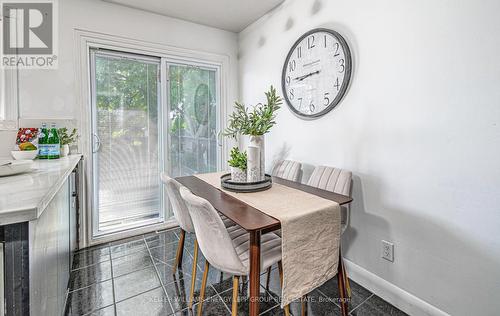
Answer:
[0,0,238,157]
[238,0,500,315]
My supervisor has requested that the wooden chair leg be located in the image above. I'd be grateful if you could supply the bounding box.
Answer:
[197,260,210,316]
[337,250,348,316]
[232,276,239,316]
[342,257,352,298]
[277,262,290,316]
[188,239,199,309]
[265,266,272,290]
[173,229,186,274]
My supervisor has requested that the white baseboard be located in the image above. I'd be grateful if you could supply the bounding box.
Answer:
[343,258,450,316]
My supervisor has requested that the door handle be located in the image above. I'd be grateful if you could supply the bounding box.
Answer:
[216,131,223,147]
[92,133,101,153]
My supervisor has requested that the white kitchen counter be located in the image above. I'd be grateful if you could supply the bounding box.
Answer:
[0,155,82,225]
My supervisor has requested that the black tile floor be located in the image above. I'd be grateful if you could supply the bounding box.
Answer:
[64,228,409,316]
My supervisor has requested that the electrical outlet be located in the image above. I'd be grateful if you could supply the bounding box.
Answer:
[382,240,394,262]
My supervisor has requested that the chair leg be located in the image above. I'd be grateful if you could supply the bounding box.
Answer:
[197,260,210,316]
[173,229,186,274]
[337,250,348,316]
[342,257,352,298]
[265,266,272,290]
[188,239,199,309]
[277,262,290,316]
[301,295,307,316]
[232,276,239,316]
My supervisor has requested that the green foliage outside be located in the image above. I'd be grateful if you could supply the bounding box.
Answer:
[169,65,217,175]
[95,57,159,149]
[94,56,218,176]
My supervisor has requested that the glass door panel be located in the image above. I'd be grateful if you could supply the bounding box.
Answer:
[168,64,219,177]
[91,50,162,235]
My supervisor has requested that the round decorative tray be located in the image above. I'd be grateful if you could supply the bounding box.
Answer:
[220,173,272,193]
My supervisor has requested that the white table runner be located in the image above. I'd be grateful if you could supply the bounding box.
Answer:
[195,172,341,307]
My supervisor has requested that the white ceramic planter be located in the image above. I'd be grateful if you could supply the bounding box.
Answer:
[230,166,247,182]
[60,144,70,157]
[249,135,265,180]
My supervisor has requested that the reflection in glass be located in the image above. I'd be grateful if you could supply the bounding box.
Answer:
[168,65,218,177]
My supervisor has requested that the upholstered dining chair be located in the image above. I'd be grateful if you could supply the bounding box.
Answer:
[179,187,290,316]
[307,165,352,234]
[161,173,235,309]
[307,165,353,300]
[265,160,302,290]
[271,159,302,182]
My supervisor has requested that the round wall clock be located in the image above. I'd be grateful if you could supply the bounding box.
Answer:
[282,28,352,119]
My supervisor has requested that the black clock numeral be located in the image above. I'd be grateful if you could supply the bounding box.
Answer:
[324,35,327,48]
[289,88,294,100]
[297,46,302,58]
[333,42,340,57]
[334,78,340,91]
[309,101,315,113]
[289,60,296,72]
[307,35,315,49]
[338,59,345,73]
[286,76,291,85]
[323,92,330,106]
[297,97,303,110]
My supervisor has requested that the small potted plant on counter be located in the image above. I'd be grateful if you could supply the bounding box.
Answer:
[228,147,247,183]
[58,128,78,157]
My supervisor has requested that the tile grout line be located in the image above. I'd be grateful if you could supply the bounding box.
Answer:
[67,263,114,293]
[71,250,111,271]
[216,291,232,315]
[113,285,164,305]
[317,288,341,308]
[349,293,374,315]
[143,234,177,315]
[216,283,234,314]
[107,245,118,316]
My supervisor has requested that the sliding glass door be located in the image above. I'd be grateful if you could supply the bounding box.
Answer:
[90,49,162,236]
[89,50,221,238]
[167,63,220,177]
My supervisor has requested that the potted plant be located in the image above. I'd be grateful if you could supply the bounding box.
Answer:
[58,128,78,157]
[224,86,282,180]
[228,147,247,182]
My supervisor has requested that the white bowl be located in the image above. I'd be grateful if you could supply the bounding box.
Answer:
[11,150,38,160]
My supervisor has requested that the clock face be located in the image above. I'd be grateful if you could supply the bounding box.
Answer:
[282,28,352,118]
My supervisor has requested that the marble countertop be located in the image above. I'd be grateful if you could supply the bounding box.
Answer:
[0,155,82,225]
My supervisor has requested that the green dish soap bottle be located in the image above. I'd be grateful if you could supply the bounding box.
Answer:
[38,123,49,159]
[46,123,60,159]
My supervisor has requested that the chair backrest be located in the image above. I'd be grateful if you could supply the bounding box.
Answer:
[179,187,247,275]
[161,173,194,233]
[307,166,352,232]
[307,165,352,196]
[271,160,302,182]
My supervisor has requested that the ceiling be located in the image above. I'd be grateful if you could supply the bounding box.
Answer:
[103,0,284,33]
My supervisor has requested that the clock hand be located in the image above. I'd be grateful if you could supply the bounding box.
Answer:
[294,70,321,81]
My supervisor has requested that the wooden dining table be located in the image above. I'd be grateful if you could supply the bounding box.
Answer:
[176,175,353,316]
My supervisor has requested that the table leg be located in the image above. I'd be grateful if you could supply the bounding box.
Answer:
[249,230,261,316]
[338,248,349,316]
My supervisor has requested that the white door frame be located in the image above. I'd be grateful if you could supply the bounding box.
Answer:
[75,29,231,247]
